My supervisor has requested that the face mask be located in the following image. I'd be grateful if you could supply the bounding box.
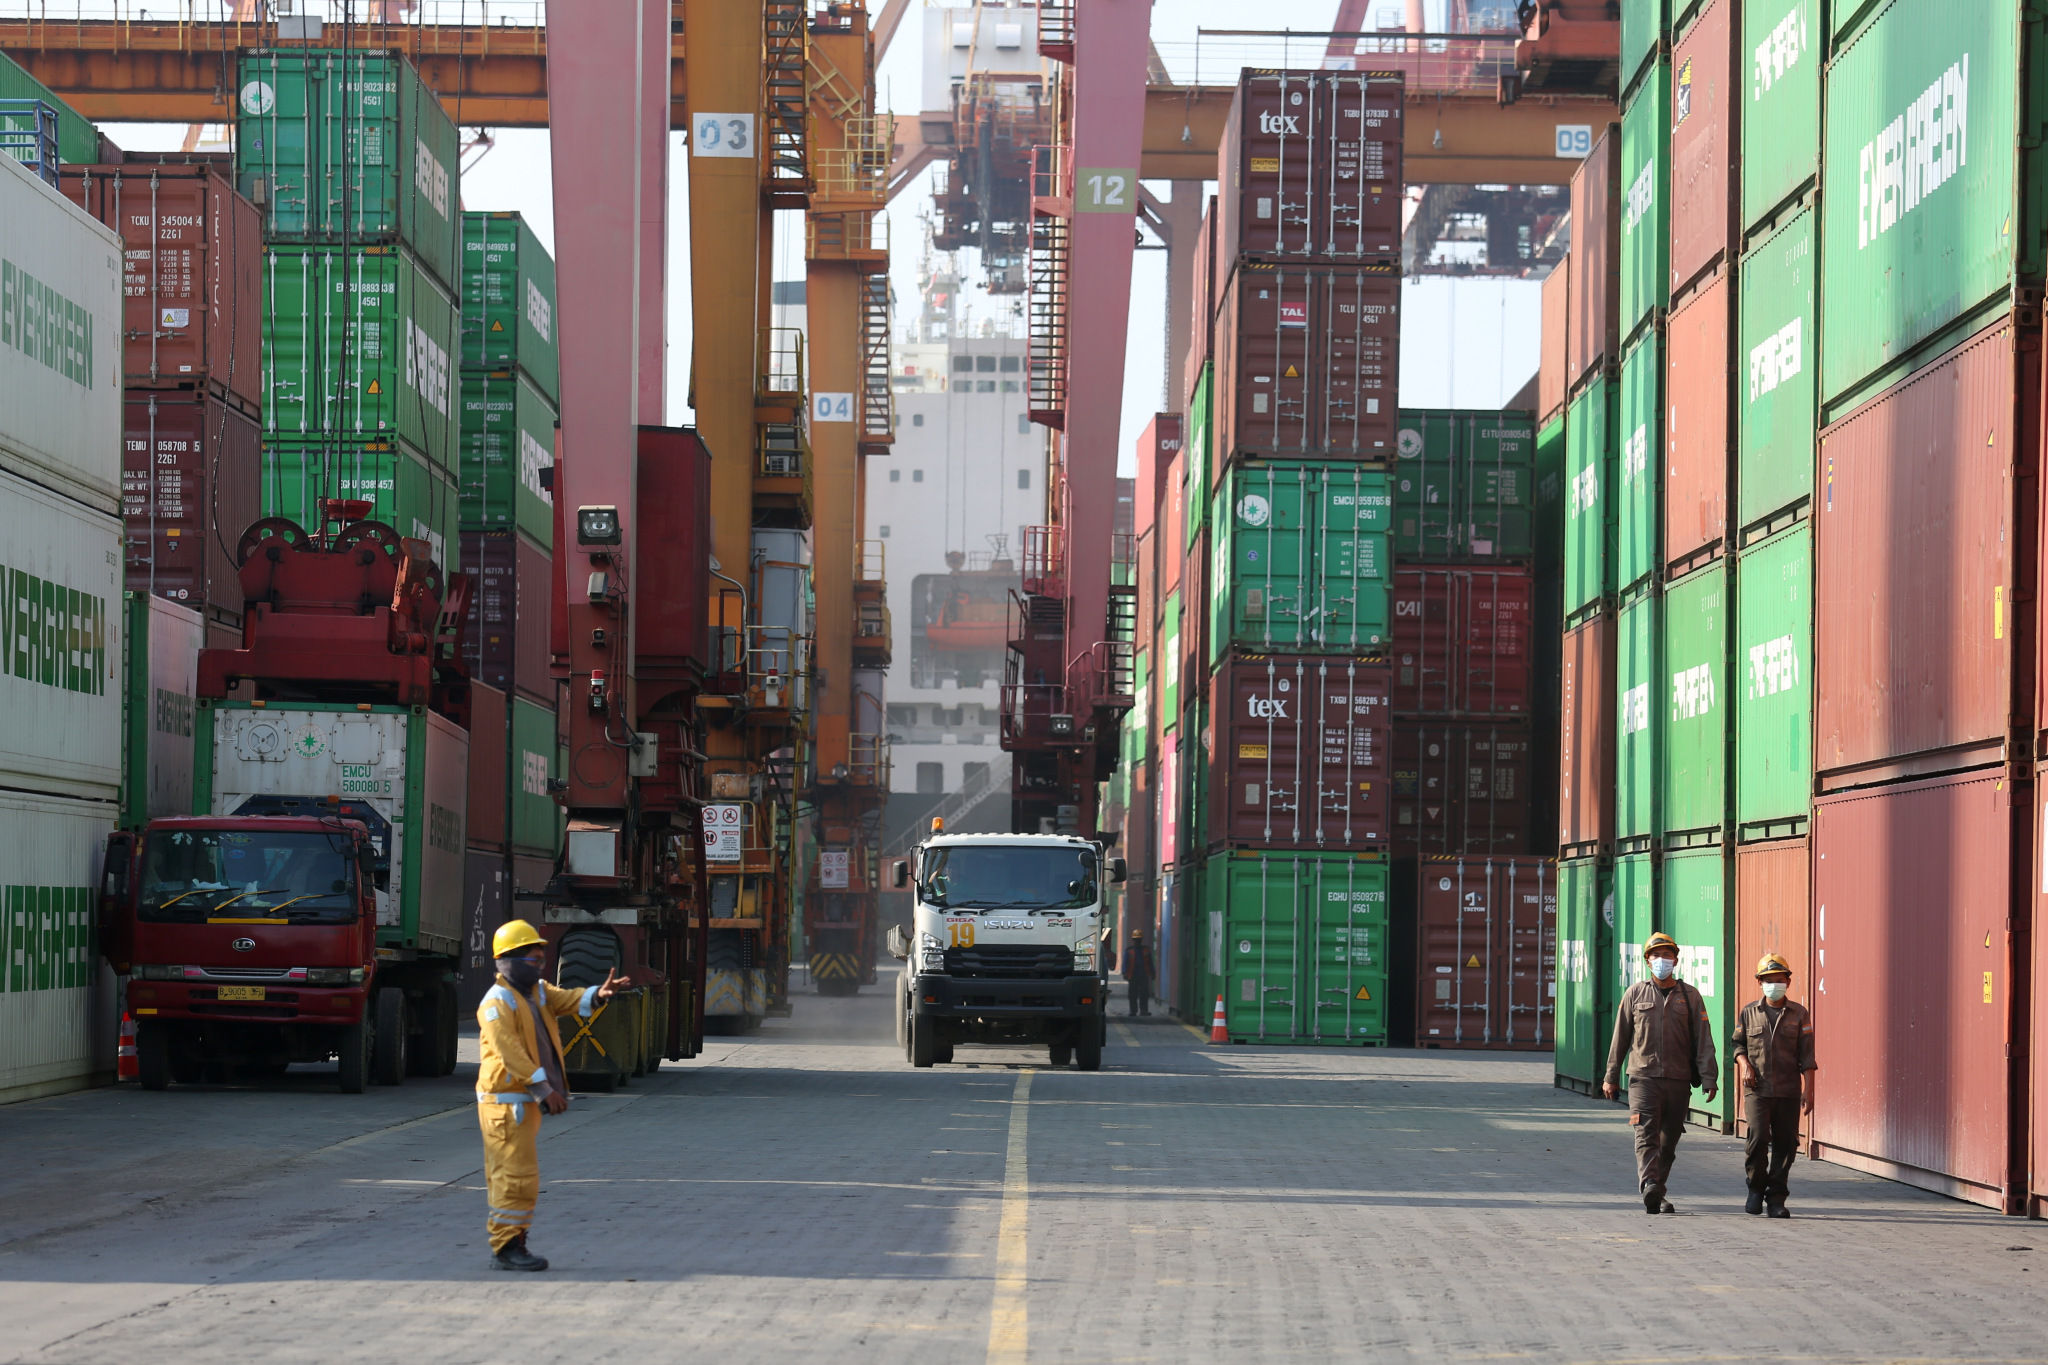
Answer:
[1648,956,1677,981]
[498,957,543,992]
[1762,982,1788,1003]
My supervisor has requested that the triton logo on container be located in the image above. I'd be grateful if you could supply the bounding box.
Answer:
[1675,58,1694,126]
[1258,112,1302,135]
[1671,664,1717,721]
[1856,54,1969,250]
[1749,317,1803,400]
[1622,425,1649,481]
[1619,683,1650,737]
[1748,634,1801,700]
[1752,6,1809,101]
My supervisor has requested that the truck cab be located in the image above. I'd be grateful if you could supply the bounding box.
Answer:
[891,830,1124,1070]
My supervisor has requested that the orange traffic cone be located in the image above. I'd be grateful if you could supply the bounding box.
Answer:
[1209,995,1229,1045]
[117,1012,138,1081]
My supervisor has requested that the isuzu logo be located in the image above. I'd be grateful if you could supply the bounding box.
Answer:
[231,938,256,952]
[981,920,1032,930]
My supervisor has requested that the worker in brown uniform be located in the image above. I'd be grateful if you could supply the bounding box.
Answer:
[1730,953,1815,1219]
[1603,932,1717,1215]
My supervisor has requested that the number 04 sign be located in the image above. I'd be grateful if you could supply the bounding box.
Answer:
[1075,167,1137,214]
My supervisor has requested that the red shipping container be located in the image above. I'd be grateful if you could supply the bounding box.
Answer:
[1210,654,1391,851]
[1812,771,2027,1211]
[1393,722,1533,856]
[61,163,263,412]
[1540,255,1570,423]
[634,424,713,678]
[1215,70,1403,266]
[1820,316,2035,786]
[1567,127,1621,389]
[123,391,259,624]
[1390,566,1534,717]
[1558,612,1616,855]
[1664,268,1731,573]
[467,681,509,852]
[1414,855,1556,1049]
[1668,0,1737,297]
[1733,836,1810,1142]
[1184,194,1218,410]
[463,529,555,704]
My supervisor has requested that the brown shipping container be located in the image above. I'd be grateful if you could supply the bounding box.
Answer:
[1664,268,1731,572]
[1391,567,1535,717]
[1414,856,1556,1049]
[1215,70,1403,265]
[1558,613,1616,854]
[1812,771,2027,1211]
[123,391,259,624]
[458,850,510,1011]
[1667,0,1737,298]
[1540,255,1570,423]
[1318,266,1401,459]
[464,529,555,703]
[467,681,509,853]
[1732,836,1811,1142]
[1210,654,1392,851]
[61,163,264,411]
[1393,722,1534,856]
[1818,317,2036,785]
[1567,127,1621,389]
[1213,263,1401,468]
[1184,195,1218,410]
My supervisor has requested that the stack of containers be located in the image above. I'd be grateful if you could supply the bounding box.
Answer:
[1192,68,1405,1044]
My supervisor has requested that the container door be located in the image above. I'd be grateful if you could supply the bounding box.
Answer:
[1734,522,1811,838]
[1496,859,1557,1048]
[1615,591,1663,841]
[1221,464,1312,652]
[1416,859,1494,1045]
[1555,859,1609,1086]
[1735,207,1816,531]
[1619,59,1671,342]
[1221,855,1303,1041]
[1663,845,1732,1128]
[1306,856,1388,1042]
[1315,268,1399,460]
[1662,560,1729,841]
[1617,329,1662,593]
[1311,465,1391,651]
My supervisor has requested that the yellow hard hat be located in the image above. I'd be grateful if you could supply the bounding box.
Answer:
[1755,952,1793,979]
[492,919,546,958]
[1642,932,1679,958]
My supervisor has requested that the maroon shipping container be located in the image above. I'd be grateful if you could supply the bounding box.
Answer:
[634,424,714,678]
[1819,316,2035,786]
[1664,268,1731,573]
[1812,771,2027,1211]
[1161,438,1186,600]
[1393,722,1534,856]
[1414,855,1557,1049]
[1558,612,1617,855]
[1215,70,1403,266]
[1733,836,1810,1142]
[1184,195,1218,410]
[1567,127,1621,389]
[1668,0,1738,297]
[1540,255,1570,423]
[463,529,555,703]
[123,391,259,624]
[468,681,509,853]
[1213,262,1400,469]
[1210,654,1392,852]
[61,163,264,411]
[1390,566,1534,717]
[458,850,510,1011]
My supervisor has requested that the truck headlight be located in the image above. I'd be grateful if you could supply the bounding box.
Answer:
[134,964,182,981]
[1074,945,1096,970]
[919,933,945,953]
[305,967,367,986]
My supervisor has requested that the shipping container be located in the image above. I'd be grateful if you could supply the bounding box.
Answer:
[1211,263,1400,466]
[0,789,116,1102]
[1619,60,1670,343]
[261,439,460,574]
[1662,844,1732,1128]
[262,245,460,472]
[1554,856,1613,1090]
[1735,521,1811,838]
[459,368,556,547]
[1816,317,2033,785]
[1,152,123,515]
[1813,770,2025,1210]
[1414,856,1556,1049]
[1208,653,1390,852]
[120,593,201,830]
[1183,198,1217,414]
[1185,366,1212,549]
[60,163,264,411]
[1664,268,1731,572]
[461,211,559,403]
[510,696,561,855]
[1392,722,1533,857]
[1668,0,1737,296]
[1390,566,1533,717]
[1559,613,1617,856]
[467,680,508,853]
[0,466,124,801]
[0,53,101,166]
[1612,848,1656,1005]
[1390,410,1536,562]
[1661,558,1728,841]
[1567,128,1621,388]
[1562,374,1616,620]
[1617,328,1662,592]
[236,50,462,289]
[1736,207,1815,532]
[1539,257,1570,423]
[1818,0,2041,409]
[1732,836,1811,1138]
[458,849,509,1013]
[1159,590,1182,725]
[1207,850,1389,1044]
[122,391,260,623]
[1214,70,1403,265]
[1741,0,1818,231]
[1615,589,1662,843]
[1621,0,1668,102]
[1208,461,1390,661]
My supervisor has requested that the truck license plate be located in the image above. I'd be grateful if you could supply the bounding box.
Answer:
[217,986,266,1002]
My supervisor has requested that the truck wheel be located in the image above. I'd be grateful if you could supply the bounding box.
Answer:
[935,1039,954,1064]
[337,1017,370,1094]
[1049,1043,1072,1068]
[909,1011,938,1068]
[371,987,409,1086]
[436,981,459,1076]
[1075,1035,1103,1072]
[136,1020,172,1091]
[169,1033,205,1086]
[894,973,909,1049]
[406,989,437,1078]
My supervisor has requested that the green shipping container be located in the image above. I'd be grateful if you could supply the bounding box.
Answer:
[459,368,557,548]
[1186,366,1212,552]
[1563,376,1616,618]
[461,212,560,404]
[1740,0,1820,230]
[1160,590,1182,724]
[261,439,460,574]
[264,246,461,473]
[0,53,100,165]
[236,51,463,290]
[1737,209,1816,529]
[1820,0,2044,407]
[1391,409,1537,561]
[1620,60,1671,342]
[1209,852,1389,1044]
[1616,590,1662,841]
[1621,0,1669,103]
[1661,845,1732,1127]
[1208,462,1391,662]
[1617,330,1662,592]
[510,697,562,854]
[1735,521,1811,836]
[1661,561,1728,839]
[1611,849,1657,1091]
[1555,857,1614,1090]
[1534,413,1566,578]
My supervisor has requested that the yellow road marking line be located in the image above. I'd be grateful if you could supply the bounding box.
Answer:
[986,1069,1033,1365]
[1113,1021,1140,1049]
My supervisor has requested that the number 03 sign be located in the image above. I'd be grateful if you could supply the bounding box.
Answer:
[692,113,755,158]
[1075,167,1137,214]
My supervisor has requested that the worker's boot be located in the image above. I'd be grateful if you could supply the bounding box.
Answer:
[1642,1182,1665,1216]
[1766,1200,1790,1220]
[493,1236,550,1272]
[1745,1188,1765,1216]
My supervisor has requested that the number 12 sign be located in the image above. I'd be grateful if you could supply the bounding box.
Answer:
[1075,167,1137,214]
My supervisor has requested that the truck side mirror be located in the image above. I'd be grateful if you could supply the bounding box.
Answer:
[1108,857,1127,885]
[100,831,136,972]
[890,859,909,890]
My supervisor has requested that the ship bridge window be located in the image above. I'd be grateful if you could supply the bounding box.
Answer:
[913,469,924,482]
[976,355,996,372]
[890,469,901,482]
[1017,469,1031,490]
[1000,355,1020,373]
[977,381,996,393]
[1017,414,1030,434]
[912,413,925,427]
[953,356,975,373]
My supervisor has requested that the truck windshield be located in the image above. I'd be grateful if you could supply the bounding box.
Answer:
[139,830,358,923]
[921,845,1098,911]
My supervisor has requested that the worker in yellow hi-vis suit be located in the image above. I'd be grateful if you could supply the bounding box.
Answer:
[475,919,631,1271]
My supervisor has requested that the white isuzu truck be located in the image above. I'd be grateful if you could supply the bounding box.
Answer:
[890,828,1124,1070]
